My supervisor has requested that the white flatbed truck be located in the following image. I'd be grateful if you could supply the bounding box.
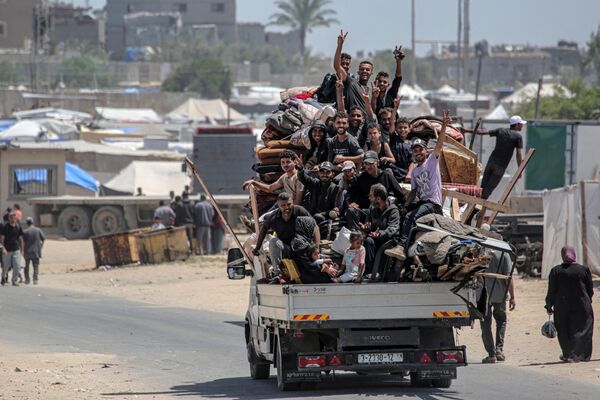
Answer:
[227,224,515,391]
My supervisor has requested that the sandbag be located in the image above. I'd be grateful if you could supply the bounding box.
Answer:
[331,226,352,255]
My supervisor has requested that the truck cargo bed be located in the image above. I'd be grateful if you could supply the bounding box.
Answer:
[257,282,472,327]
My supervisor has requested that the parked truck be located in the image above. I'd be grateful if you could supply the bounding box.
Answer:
[29,194,247,239]
[227,223,515,391]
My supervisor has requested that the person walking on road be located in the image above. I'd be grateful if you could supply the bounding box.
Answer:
[194,195,215,255]
[22,217,45,285]
[545,245,594,363]
[480,250,516,363]
[210,210,226,255]
[1,212,24,286]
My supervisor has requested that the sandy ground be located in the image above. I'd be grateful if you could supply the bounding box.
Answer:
[1,239,599,399]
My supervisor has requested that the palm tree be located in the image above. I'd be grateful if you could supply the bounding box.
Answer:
[269,0,339,59]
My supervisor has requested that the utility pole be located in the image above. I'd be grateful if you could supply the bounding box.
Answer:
[463,0,470,91]
[410,0,417,86]
[456,0,462,91]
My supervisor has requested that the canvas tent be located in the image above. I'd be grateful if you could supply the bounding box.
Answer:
[166,98,246,124]
[501,83,573,109]
[484,104,509,120]
[0,120,78,142]
[96,107,162,124]
[101,161,189,196]
[542,181,600,278]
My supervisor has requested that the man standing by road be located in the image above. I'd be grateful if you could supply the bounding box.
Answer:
[194,194,215,256]
[480,250,516,363]
[22,217,46,285]
[1,212,24,286]
[465,115,524,199]
[154,200,175,227]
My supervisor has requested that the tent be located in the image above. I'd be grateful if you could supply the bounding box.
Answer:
[542,181,600,278]
[14,162,98,193]
[96,107,162,124]
[433,84,458,96]
[484,104,509,120]
[166,98,246,124]
[12,108,93,123]
[501,83,573,109]
[101,161,189,196]
[0,119,79,142]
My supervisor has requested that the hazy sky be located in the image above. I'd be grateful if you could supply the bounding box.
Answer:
[73,0,600,55]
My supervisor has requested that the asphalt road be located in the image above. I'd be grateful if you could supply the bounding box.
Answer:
[0,287,597,399]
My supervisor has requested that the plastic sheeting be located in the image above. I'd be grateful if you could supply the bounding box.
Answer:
[542,181,600,278]
[166,98,246,123]
[14,163,98,192]
[101,161,189,196]
[96,107,162,123]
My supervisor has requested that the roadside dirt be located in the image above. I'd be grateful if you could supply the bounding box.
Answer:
[1,239,598,399]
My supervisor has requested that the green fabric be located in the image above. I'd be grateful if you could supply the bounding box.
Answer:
[525,125,566,190]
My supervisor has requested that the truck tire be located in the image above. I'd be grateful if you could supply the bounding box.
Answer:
[92,206,126,236]
[431,378,452,388]
[247,343,270,379]
[58,206,92,239]
[410,372,431,388]
[276,339,300,391]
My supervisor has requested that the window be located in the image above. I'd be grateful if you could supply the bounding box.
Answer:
[0,21,6,38]
[211,2,225,12]
[175,3,188,12]
[11,166,57,196]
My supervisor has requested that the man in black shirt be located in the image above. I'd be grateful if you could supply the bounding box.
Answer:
[466,115,524,199]
[297,161,339,224]
[372,46,404,115]
[328,111,364,169]
[346,151,405,230]
[334,30,373,115]
[1,212,24,286]
[174,193,195,253]
[253,192,314,270]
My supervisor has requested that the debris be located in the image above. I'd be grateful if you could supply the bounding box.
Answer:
[14,367,23,372]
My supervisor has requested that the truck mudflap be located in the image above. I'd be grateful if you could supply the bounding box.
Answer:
[295,346,467,374]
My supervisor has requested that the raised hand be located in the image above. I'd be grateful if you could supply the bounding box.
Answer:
[337,30,348,47]
[393,97,400,110]
[370,82,379,98]
[362,88,371,103]
[335,74,344,91]
[394,45,406,60]
[442,109,451,126]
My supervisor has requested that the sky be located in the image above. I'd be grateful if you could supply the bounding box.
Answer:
[72,0,600,56]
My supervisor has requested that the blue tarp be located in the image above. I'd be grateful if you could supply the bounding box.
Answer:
[14,163,98,192]
[0,120,16,132]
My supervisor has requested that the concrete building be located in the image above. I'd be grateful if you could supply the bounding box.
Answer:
[124,12,182,48]
[266,30,302,56]
[49,3,104,52]
[106,0,236,59]
[0,0,44,50]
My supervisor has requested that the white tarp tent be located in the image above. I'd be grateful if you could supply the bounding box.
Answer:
[96,107,162,123]
[542,181,600,278]
[485,104,509,120]
[102,161,189,196]
[12,108,93,123]
[0,119,79,142]
[166,98,246,124]
[501,83,573,109]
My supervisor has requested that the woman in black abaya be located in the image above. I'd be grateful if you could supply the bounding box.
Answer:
[545,245,594,362]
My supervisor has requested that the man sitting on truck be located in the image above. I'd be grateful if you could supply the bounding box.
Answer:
[253,192,315,272]
[345,151,405,231]
[297,161,339,224]
[360,184,401,280]
[387,111,450,261]
[328,111,364,170]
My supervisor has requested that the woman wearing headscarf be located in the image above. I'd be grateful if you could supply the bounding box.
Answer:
[545,246,594,362]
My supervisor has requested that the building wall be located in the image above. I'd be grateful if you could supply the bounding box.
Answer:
[49,7,103,50]
[106,0,236,59]
[0,0,40,50]
[265,29,301,56]
[237,23,264,48]
[0,147,68,219]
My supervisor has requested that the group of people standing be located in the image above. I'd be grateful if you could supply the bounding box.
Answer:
[153,189,226,256]
[1,204,46,287]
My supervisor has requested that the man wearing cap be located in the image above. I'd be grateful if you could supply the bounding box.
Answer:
[0,212,24,286]
[387,111,450,260]
[465,115,524,199]
[297,161,339,224]
[22,217,46,285]
[334,160,358,214]
[346,150,405,231]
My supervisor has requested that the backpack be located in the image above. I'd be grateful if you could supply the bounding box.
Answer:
[314,73,337,104]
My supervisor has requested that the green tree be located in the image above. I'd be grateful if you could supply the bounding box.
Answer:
[583,26,600,84]
[517,80,600,120]
[269,0,339,59]
[59,54,115,88]
[161,58,230,98]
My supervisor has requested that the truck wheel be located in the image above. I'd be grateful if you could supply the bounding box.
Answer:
[276,340,300,391]
[92,206,126,236]
[58,206,92,239]
[410,372,431,388]
[431,378,452,388]
[247,343,270,379]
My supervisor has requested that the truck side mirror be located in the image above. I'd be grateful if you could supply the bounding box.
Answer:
[227,248,248,280]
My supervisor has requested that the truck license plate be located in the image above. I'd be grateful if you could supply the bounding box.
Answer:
[358,353,403,364]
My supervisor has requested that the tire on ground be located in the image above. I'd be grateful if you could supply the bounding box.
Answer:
[92,206,127,236]
[58,206,93,239]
